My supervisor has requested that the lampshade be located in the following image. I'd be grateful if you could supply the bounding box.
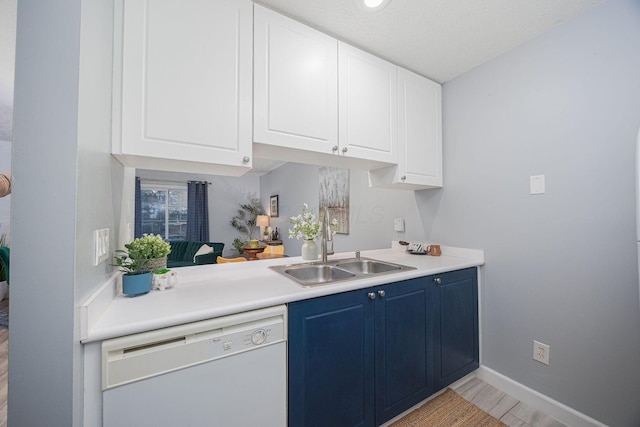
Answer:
[256,215,270,227]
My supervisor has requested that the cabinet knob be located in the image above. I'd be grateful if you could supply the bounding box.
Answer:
[434,277,442,284]
[342,147,348,154]
[332,145,339,153]
[401,175,407,181]
[242,156,250,164]
[378,290,386,297]
[368,292,376,300]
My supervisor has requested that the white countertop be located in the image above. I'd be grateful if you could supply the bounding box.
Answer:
[82,245,484,343]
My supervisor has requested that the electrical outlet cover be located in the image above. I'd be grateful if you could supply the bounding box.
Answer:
[394,218,405,232]
[93,228,110,266]
[530,175,545,194]
[533,340,550,365]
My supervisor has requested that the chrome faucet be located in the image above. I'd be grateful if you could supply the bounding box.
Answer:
[321,208,334,263]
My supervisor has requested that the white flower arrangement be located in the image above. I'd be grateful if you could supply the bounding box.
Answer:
[288,203,338,241]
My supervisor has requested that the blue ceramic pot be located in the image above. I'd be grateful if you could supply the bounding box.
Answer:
[122,271,152,297]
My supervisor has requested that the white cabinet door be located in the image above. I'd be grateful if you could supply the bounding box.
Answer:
[253,4,338,154]
[113,0,253,175]
[369,68,442,189]
[253,14,396,170]
[338,42,397,164]
[397,67,442,187]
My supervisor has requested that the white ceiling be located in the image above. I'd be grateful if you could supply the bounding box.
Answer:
[255,0,605,83]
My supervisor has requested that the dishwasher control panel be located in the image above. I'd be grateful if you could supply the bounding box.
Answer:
[102,305,287,390]
[210,317,285,359]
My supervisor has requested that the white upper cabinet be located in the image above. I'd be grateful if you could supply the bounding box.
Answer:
[338,42,398,165]
[253,11,398,170]
[112,0,253,175]
[369,67,442,190]
[253,5,338,154]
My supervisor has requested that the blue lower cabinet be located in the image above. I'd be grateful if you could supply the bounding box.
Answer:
[374,277,434,424]
[288,277,435,427]
[432,268,479,390]
[288,289,375,427]
[288,269,479,426]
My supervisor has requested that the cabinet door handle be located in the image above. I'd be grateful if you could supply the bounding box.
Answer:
[401,175,407,181]
[378,290,385,297]
[368,292,376,300]
[434,277,442,284]
[332,145,339,153]
[342,147,348,154]
[242,156,250,164]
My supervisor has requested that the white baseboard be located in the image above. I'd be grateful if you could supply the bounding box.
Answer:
[475,366,607,427]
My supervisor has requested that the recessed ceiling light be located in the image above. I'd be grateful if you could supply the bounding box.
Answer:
[357,0,391,12]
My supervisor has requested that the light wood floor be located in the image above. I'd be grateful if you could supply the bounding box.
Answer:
[0,299,7,427]
[453,377,566,427]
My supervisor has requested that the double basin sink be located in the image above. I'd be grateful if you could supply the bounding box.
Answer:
[270,257,416,287]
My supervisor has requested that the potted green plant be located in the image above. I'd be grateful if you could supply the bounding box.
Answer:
[114,234,171,297]
[230,197,265,254]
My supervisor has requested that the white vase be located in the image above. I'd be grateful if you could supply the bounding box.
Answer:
[301,240,318,261]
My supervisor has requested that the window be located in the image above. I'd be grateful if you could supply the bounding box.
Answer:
[139,183,188,241]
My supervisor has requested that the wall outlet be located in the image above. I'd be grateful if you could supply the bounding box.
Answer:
[93,228,110,266]
[533,340,550,365]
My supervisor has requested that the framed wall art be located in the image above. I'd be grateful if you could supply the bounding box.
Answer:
[270,195,279,217]
[319,167,349,234]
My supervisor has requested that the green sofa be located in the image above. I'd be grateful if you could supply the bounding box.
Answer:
[166,241,224,268]
[0,246,8,284]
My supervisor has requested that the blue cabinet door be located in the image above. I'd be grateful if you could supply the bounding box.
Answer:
[288,289,375,427]
[288,268,479,426]
[432,268,479,389]
[374,277,433,424]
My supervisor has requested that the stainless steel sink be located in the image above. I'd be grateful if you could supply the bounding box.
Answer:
[283,265,355,285]
[270,257,416,287]
[335,259,402,274]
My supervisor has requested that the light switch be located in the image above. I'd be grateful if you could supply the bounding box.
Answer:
[530,175,545,195]
[93,228,110,266]
[394,218,405,232]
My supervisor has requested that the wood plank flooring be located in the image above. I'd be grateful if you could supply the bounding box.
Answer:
[453,377,566,427]
[0,298,7,427]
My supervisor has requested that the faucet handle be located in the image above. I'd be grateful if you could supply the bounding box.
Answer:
[327,240,334,256]
[355,250,360,260]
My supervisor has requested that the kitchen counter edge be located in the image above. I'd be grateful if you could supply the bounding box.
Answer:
[82,246,484,343]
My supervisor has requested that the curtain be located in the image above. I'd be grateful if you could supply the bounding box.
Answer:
[134,177,142,238]
[186,181,209,241]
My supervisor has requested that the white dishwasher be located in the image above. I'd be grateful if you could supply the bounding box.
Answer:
[101,305,287,427]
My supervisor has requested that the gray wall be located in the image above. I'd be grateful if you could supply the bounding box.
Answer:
[136,169,261,256]
[260,162,426,257]
[418,0,640,425]
[10,0,119,425]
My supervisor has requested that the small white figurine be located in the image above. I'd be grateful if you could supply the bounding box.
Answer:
[153,269,178,291]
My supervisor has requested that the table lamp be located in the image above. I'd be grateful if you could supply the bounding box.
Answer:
[257,215,270,240]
